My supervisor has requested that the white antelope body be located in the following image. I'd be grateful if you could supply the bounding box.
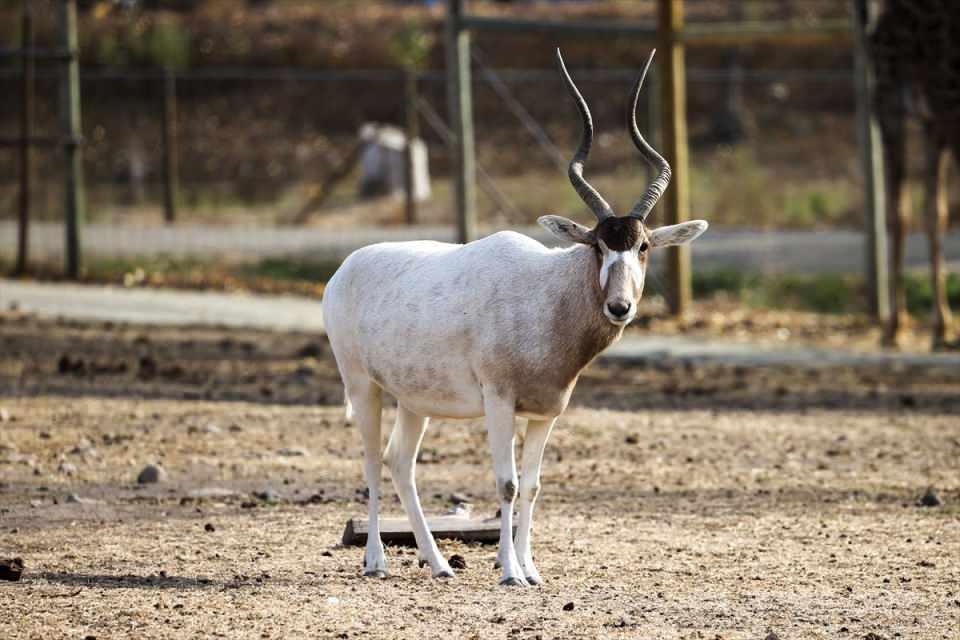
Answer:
[323,50,708,586]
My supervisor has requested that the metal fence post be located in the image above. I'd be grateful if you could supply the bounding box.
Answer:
[445,0,476,244]
[15,6,33,276]
[162,67,179,224]
[852,0,890,322]
[61,0,85,279]
[658,0,692,316]
[404,66,419,225]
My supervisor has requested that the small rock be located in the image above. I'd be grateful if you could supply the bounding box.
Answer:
[0,408,10,422]
[608,615,636,628]
[204,523,216,532]
[137,463,167,484]
[417,448,440,464]
[57,461,78,476]
[277,447,309,457]
[918,487,943,507]
[449,554,467,570]
[0,557,24,581]
[57,354,86,375]
[863,633,884,640]
[294,365,315,377]
[445,502,471,517]
[625,434,639,445]
[188,424,218,435]
[253,489,278,503]
[70,437,94,455]
[188,487,238,500]
[764,633,781,640]
[562,602,575,611]
[297,343,323,358]
[228,424,243,433]
[450,492,471,505]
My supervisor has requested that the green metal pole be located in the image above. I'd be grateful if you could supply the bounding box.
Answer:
[162,67,179,224]
[852,0,890,321]
[403,66,419,226]
[658,0,692,316]
[445,0,476,244]
[61,0,85,279]
[15,6,33,276]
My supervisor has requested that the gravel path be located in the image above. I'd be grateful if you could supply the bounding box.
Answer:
[4,278,960,370]
[0,279,324,332]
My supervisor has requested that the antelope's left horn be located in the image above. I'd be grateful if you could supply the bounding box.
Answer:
[626,50,672,222]
[556,48,615,222]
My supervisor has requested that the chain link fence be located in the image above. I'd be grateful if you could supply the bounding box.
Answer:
[2,50,956,310]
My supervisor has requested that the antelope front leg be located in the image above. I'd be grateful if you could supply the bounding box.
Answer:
[484,394,527,586]
[515,417,556,585]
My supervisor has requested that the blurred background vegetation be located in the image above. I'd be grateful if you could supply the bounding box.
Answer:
[1,0,956,319]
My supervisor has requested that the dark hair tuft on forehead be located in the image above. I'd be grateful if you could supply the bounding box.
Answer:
[595,217,643,251]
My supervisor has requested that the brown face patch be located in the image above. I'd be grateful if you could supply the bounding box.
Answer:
[595,217,644,251]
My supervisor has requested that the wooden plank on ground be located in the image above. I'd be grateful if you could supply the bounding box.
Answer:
[342,515,510,547]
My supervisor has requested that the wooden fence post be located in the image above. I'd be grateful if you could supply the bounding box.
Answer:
[852,0,890,322]
[404,66,419,225]
[161,67,179,224]
[658,0,692,316]
[445,0,476,244]
[15,6,33,276]
[61,0,85,279]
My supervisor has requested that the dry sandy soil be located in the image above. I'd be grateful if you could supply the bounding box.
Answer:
[0,313,958,640]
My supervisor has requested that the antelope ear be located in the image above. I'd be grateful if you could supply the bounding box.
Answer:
[648,220,708,248]
[537,215,596,245]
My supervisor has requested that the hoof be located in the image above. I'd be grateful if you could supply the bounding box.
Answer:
[525,575,543,586]
[363,569,388,578]
[435,570,455,579]
[499,576,528,587]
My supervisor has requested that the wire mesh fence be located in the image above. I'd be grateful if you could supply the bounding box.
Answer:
[1,54,956,308]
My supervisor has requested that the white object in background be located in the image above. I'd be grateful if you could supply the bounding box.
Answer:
[357,123,430,201]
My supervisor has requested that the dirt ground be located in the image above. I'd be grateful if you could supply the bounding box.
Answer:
[1,312,958,640]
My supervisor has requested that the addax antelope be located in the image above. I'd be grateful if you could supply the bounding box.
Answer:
[322,49,708,586]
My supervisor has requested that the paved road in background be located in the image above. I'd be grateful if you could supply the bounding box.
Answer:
[3,222,959,273]
[4,278,959,369]
[0,279,324,332]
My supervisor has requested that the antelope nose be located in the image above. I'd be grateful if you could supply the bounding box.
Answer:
[607,301,631,318]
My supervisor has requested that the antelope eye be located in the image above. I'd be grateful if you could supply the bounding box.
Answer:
[638,241,649,253]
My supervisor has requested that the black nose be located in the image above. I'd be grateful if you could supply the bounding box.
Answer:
[607,301,631,318]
